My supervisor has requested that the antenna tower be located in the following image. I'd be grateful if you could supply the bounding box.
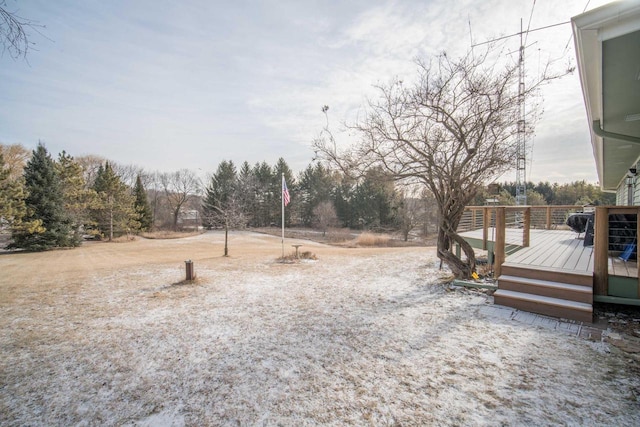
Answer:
[471,6,572,207]
[516,19,527,206]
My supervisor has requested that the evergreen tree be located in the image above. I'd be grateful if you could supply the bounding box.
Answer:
[298,163,335,226]
[10,143,78,250]
[0,153,21,225]
[237,161,257,224]
[56,151,97,239]
[202,160,237,229]
[202,160,246,256]
[252,162,273,226]
[133,174,153,231]
[1,153,41,241]
[333,175,356,228]
[92,162,139,241]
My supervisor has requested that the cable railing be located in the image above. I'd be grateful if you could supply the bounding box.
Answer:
[459,205,585,276]
[593,206,640,295]
[459,205,584,245]
[460,205,640,298]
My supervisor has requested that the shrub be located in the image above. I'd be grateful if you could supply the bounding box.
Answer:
[326,228,352,243]
[354,232,390,247]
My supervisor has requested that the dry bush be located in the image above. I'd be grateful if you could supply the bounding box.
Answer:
[278,250,318,263]
[354,232,391,247]
[299,251,317,260]
[140,230,203,239]
[110,234,137,243]
[326,228,353,243]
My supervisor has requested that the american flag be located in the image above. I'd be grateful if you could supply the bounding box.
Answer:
[282,177,291,206]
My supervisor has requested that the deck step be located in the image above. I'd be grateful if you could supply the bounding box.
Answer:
[494,289,593,323]
[501,263,593,286]
[498,275,592,303]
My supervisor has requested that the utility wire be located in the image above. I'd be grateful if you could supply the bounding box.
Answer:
[524,0,536,46]
[472,20,570,47]
[564,0,591,52]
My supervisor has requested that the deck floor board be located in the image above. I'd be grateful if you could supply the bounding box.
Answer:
[460,227,632,277]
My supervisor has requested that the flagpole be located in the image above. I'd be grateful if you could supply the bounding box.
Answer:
[281,173,285,259]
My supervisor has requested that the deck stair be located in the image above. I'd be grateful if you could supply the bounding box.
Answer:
[494,264,593,323]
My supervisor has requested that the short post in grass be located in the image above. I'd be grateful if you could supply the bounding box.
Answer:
[185,260,195,281]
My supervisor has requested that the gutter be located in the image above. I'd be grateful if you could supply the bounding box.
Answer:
[592,120,640,144]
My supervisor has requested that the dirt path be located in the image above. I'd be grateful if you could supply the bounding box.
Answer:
[1,231,638,425]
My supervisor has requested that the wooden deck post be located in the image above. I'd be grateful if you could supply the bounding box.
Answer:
[472,208,477,230]
[546,206,552,229]
[494,207,506,278]
[593,207,609,296]
[523,207,531,247]
[482,207,489,250]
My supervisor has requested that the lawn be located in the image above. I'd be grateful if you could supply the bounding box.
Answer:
[0,231,638,425]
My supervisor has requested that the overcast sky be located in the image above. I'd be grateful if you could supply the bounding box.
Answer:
[0,0,612,184]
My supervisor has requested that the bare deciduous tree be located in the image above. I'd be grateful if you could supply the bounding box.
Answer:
[1,1,42,60]
[396,193,423,242]
[314,48,568,278]
[203,195,247,257]
[112,163,145,188]
[313,200,338,237]
[160,169,201,230]
[76,154,108,187]
[0,143,30,180]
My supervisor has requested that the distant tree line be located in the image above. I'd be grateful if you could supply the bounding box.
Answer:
[202,159,415,232]
[0,143,154,250]
[472,181,616,206]
[0,141,615,251]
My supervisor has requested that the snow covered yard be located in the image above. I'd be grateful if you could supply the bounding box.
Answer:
[1,231,639,425]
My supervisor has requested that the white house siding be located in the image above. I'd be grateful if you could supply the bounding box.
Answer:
[615,178,640,206]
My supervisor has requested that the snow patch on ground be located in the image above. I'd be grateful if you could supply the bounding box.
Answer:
[1,247,639,425]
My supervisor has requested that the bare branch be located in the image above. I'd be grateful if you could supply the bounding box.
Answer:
[0,1,44,60]
[313,45,571,279]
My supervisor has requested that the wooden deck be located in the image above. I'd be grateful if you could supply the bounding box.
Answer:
[460,227,638,278]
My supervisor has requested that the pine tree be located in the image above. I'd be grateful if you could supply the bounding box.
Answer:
[0,154,28,232]
[203,160,237,229]
[133,175,153,231]
[252,162,273,227]
[237,161,257,224]
[56,151,97,240]
[298,163,335,226]
[10,144,78,250]
[202,160,246,256]
[92,162,139,241]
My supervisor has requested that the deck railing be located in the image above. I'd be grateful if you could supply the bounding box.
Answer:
[462,205,640,298]
[460,205,584,276]
[593,206,640,296]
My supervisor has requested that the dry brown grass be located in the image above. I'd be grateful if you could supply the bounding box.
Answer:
[140,230,204,239]
[1,231,637,426]
[110,234,138,243]
[354,232,391,247]
[278,250,318,263]
[326,227,353,243]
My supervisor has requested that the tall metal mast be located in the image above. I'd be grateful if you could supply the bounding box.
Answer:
[471,4,571,206]
[515,18,527,206]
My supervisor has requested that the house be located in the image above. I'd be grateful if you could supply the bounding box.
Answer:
[458,1,640,323]
[572,0,640,202]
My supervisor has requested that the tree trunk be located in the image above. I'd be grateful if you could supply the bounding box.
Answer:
[436,206,476,279]
[224,222,229,257]
[173,209,180,231]
[109,204,114,242]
